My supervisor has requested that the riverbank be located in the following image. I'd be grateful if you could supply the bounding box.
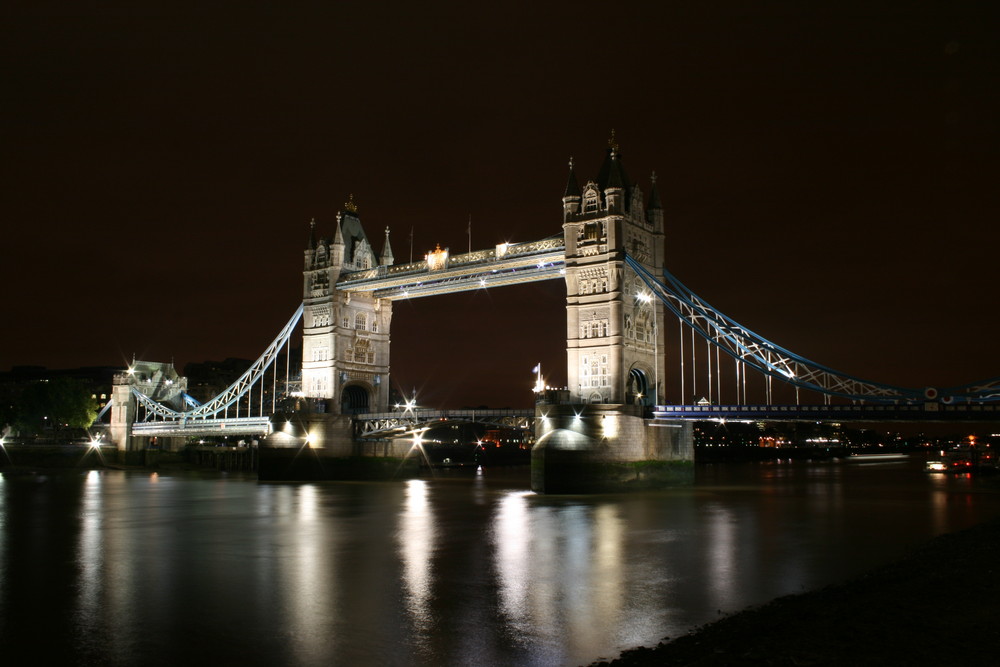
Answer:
[591,516,1000,666]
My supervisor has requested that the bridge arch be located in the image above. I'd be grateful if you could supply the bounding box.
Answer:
[341,382,373,414]
[627,365,652,406]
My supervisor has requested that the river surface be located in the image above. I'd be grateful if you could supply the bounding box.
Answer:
[2,456,999,666]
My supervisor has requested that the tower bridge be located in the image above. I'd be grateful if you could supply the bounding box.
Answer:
[102,137,1000,492]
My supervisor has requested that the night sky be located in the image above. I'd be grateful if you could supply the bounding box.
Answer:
[3,2,998,409]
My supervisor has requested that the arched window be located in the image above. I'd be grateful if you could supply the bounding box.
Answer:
[354,313,366,330]
[583,184,600,213]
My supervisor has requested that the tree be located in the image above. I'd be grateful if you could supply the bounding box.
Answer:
[12,377,97,436]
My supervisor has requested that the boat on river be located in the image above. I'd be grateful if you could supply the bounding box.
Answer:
[925,446,998,474]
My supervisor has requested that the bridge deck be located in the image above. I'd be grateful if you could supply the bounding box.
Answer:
[131,416,271,437]
[354,408,535,438]
[655,403,1000,422]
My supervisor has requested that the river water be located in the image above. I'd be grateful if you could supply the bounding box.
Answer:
[2,457,999,666]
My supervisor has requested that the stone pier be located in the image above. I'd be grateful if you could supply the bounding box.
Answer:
[532,403,694,493]
[259,413,419,481]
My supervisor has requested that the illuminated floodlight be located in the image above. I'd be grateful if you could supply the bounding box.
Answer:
[479,278,487,287]
[637,291,652,303]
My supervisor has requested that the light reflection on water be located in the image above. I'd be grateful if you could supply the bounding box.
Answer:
[1,459,999,666]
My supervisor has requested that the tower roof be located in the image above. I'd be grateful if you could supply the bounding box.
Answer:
[597,147,631,193]
[339,210,368,264]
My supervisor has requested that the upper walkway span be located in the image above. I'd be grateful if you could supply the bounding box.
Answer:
[337,236,565,299]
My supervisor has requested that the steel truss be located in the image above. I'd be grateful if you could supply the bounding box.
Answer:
[624,254,994,404]
[132,304,304,424]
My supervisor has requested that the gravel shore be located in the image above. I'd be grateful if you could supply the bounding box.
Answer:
[591,518,1000,666]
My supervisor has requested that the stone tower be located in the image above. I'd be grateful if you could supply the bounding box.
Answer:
[561,137,666,406]
[301,199,393,413]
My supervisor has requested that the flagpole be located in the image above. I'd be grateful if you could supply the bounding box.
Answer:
[467,215,472,254]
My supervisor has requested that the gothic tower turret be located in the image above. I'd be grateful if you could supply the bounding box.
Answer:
[562,158,582,221]
[562,136,665,406]
[301,197,393,413]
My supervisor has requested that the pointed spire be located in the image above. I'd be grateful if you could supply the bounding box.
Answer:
[647,171,662,211]
[333,211,345,246]
[606,151,625,189]
[307,217,317,249]
[380,226,394,266]
[597,134,630,194]
[564,156,581,198]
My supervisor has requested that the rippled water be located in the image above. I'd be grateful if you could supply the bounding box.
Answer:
[2,458,998,666]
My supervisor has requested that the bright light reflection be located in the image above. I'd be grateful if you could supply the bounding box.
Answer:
[76,470,103,623]
[283,484,331,665]
[705,504,738,610]
[493,491,533,627]
[398,480,435,640]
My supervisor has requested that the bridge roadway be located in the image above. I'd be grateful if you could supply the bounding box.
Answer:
[655,402,1000,422]
[353,408,534,439]
[128,410,536,440]
[131,416,272,437]
[336,237,565,299]
[129,401,1000,439]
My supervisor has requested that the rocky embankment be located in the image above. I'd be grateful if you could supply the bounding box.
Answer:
[592,518,1000,666]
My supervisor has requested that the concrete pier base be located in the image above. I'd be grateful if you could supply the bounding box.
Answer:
[531,403,694,494]
[259,413,420,481]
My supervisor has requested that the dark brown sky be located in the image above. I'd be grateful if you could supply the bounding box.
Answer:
[2,1,998,408]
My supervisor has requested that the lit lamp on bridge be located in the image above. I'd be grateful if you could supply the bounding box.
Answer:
[637,291,658,406]
[425,244,449,271]
[532,364,544,394]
